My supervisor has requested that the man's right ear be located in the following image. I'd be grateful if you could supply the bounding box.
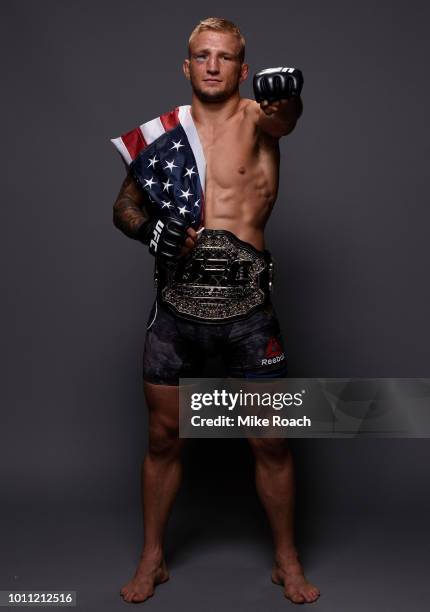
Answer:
[183,59,190,80]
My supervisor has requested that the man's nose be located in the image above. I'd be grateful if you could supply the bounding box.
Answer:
[206,57,220,73]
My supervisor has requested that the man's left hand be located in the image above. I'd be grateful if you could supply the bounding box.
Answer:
[260,98,290,117]
[253,66,303,104]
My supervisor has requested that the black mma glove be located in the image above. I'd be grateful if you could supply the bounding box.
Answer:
[253,67,303,103]
[136,215,189,266]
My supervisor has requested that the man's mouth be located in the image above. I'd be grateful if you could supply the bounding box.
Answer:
[204,79,221,83]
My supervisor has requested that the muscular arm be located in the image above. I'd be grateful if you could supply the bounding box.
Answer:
[113,169,198,257]
[249,97,303,140]
[113,171,153,240]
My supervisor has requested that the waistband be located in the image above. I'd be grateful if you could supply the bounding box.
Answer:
[155,228,274,323]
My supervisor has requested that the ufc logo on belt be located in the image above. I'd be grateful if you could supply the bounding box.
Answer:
[186,258,253,285]
[150,220,165,252]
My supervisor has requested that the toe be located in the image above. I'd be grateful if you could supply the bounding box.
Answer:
[286,590,305,604]
[309,586,320,599]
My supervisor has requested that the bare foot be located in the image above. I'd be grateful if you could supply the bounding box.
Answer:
[120,554,169,603]
[272,552,320,604]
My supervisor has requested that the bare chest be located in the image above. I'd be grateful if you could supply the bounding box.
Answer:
[197,115,260,187]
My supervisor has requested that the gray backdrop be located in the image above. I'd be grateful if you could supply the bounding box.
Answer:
[1,1,430,610]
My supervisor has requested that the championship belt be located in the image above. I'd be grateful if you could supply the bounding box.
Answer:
[156,229,274,323]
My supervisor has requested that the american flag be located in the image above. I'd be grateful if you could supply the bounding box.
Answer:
[111,105,206,230]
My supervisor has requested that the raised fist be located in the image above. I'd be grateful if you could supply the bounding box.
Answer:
[253,67,303,103]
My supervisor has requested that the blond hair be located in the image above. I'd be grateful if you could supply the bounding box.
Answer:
[188,17,246,63]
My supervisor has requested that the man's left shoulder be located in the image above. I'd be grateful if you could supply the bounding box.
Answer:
[242,98,260,118]
[242,98,280,145]
[242,98,266,131]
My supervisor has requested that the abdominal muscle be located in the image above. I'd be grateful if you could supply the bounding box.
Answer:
[195,100,280,252]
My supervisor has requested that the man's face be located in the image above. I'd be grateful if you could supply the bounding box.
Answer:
[183,30,248,103]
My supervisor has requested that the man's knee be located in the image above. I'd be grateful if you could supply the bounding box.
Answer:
[248,437,290,461]
[144,380,182,458]
[148,422,183,459]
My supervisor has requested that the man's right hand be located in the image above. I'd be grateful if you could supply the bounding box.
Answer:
[113,170,197,265]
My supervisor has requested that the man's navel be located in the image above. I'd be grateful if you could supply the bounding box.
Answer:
[238,166,246,174]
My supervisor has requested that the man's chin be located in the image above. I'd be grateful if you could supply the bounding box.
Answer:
[192,86,234,104]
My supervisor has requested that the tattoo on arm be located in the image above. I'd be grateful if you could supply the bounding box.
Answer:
[113,172,153,239]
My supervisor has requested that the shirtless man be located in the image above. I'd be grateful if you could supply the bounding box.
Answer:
[113,17,320,605]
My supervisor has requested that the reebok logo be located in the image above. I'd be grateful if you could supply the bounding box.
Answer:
[261,336,285,365]
[265,337,283,358]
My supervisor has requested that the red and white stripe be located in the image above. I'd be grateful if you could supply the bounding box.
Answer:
[111,104,206,199]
